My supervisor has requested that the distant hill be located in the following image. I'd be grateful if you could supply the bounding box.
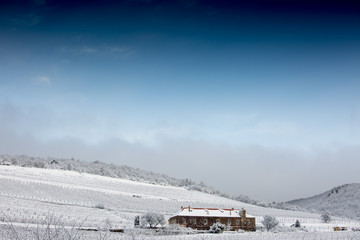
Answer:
[287,184,360,221]
[0,154,302,211]
[0,154,214,192]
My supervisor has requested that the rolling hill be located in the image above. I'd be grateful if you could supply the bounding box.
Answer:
[287,184,360,221]
[0,154,302,211]
[0,164,359,233]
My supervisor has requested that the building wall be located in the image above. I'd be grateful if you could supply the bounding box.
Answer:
[168,216,255,231]
[239,217,256,231]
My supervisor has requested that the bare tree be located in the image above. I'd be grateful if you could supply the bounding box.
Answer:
[1,213,110,240]
[124,228,142,240]
[140,212,166,229]
[262,215,279,232]
[321,211,332,223]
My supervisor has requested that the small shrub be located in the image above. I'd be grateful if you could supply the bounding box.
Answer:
[94,204,105,209]
[100,217,112,230]
[34,161,46,168]
[157,225,196,235]
[209,222,225,233]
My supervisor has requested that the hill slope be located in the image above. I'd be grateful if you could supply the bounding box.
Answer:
[0,154,302,211]
[287,184,360,221]
[0,165,360,234]
[1,165,359,232]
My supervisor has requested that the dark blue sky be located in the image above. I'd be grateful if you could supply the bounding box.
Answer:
[1,0,360,201]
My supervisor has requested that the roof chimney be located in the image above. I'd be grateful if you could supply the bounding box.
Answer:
[241,208,246,218]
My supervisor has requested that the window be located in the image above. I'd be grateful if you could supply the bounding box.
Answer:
[216,219,220,223]
[194,218,197,224]
[246,220,250,225]
[182,218,186,224]
[175,219,178,224]
[236,220,239,225]
[204,219,207,225]
[228,220,231,225]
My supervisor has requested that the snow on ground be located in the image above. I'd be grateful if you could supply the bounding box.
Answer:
[0,165,360,236]
[156,232,360,240]
[1,225,360,240]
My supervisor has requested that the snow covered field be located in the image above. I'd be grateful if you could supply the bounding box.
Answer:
[2,226,360,240]
[154,232,360,240]
[1,165,360,239]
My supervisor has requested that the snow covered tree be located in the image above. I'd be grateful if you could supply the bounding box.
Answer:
[209,222,225,233]
[140,212,166,228]
[295,220,301,228]
[10,157,19,165]
[321,211,332,223]
[134,215,140,228]
[262,215,279,231]
[66,163,73,170]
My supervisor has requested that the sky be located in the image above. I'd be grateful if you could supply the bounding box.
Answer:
[1,0,360,202]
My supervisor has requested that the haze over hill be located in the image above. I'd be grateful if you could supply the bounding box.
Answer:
[287,184,360,221]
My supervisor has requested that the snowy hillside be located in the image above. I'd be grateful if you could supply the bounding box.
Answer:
[0,165,359,232]
[287,184,360,221]
[0,154,201,189]
[0,154,247,199]
[0,154,301,211]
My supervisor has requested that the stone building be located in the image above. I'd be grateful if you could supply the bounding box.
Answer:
[168,207,256,231]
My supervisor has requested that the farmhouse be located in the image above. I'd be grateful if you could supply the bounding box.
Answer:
[168,207,256,231]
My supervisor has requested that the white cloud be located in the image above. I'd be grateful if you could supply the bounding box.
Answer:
[238,121,298,135]
[35,76,51,85]
[1,103,359,202]
[120,127,190,146]
[1,121,359,202]
[1,102,360,202]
